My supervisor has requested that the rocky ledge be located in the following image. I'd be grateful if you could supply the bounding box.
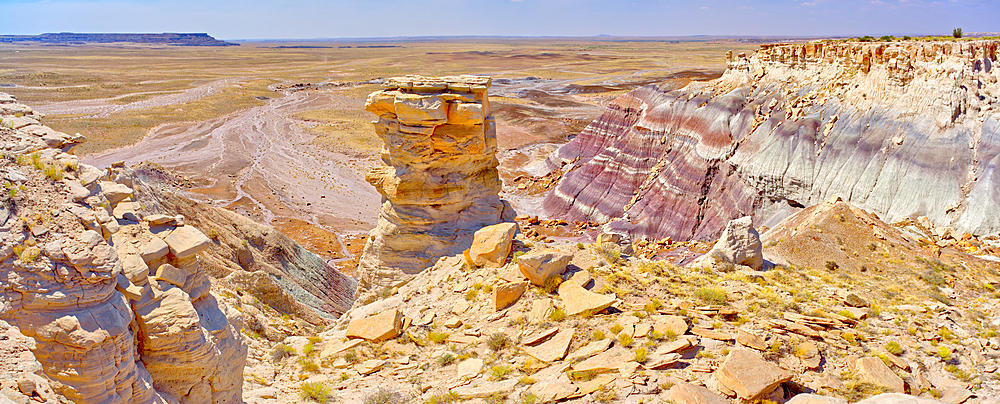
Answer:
[0,92,246,403]
[543,40,1000,241]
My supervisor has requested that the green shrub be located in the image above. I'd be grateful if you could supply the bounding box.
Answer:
[465,289,478,301]
[299,382,331,403]
[549,307,566,322]
[487,332,512,352]
[270,343,296,362]
[42,164,63,181]
[695,287,728,305]
[428,331,449,344]
[937,345,952,360]
[299,357,319,373]
[592,330,605,340]
[634,347,648,363]
[489,365,512,381]
[520,392,538,404]
[886,341,903,355]
[426,392,460,404]
[953,28,963,38]
[437,353,456,367]
[610,324,623,335]
[618,333,633,347]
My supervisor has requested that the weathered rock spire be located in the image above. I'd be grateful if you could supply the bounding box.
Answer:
[355,75,513,301]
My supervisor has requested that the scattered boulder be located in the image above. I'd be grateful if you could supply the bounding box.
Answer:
[557,281,616,316]
[493,281,526,311]
[715,349,793,400]
[855,357,904,393]
[517,249,572,286]
[163,225,212,259]
[345,309,404,342]
[690,216,763,270]
[524,329,574,363]
[469,222,517,267]
[666,382,729,404]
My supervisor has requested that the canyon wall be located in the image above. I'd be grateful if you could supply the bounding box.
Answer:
[0,93,246,403]
[544,40,1000,240]
[355,75,513,302]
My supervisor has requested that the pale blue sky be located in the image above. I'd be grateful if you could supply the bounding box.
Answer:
[1,0,996,40]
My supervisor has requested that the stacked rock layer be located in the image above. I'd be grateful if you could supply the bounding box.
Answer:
[0,92,246,403]
[356,76,512,300]
[544,40,1000,240]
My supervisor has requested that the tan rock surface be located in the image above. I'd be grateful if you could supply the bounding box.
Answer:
[517,249,572,286]
[345,309,404,342]
[855,357,905,393]
[557,281,616,316]
[493,281,526,311]
[716,349,793,400]
[469,222,517,268]
[666,382,730,404]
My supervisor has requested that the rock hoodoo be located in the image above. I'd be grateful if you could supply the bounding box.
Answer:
[356,75,513,301]
[0,92,246,403]
[544,40,1000,240]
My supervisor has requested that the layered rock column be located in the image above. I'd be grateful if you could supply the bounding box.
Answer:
[356,75,512,301]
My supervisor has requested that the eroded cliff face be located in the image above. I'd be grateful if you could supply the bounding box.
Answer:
[0,92,246,403]
[545,40,1000,240]
[355,76,513,302]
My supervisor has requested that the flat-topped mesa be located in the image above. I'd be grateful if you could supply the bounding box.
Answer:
[356,75,513,302]
[545,40,1000,241]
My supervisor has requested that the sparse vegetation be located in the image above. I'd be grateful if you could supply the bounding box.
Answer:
[270,343,296,362]
[487,332,512,352]
[363,387,407,404]
[695,287,728,305]
[953,28,963,38]
[428,331,449,344]
[549,307,566,322]
[299,382,332,403]
[488,365,512,381]
[436,353,456,367]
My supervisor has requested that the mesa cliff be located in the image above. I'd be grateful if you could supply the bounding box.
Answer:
[355,75,513,302]
[544,40,1000,240]
[1,92,246,403]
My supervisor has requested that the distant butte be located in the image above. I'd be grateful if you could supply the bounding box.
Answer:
[0,32,238,46]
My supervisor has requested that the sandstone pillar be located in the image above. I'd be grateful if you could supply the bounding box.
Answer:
[356,75,513,302]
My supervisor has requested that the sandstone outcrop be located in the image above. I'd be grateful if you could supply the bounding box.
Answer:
[0,92,246,403]
[124,163,357,321]
[356,75,513,302]
[544,40,1000,240]
[690,216,763,270]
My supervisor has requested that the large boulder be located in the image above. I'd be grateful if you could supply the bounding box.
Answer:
[469,222,517,268]
[715,349,792,400]
[557,281,615,316]
[345,308,404,342]
[666,382,729,404]
[691,216,763,270]
[518,249,572,286]
[855,357,905,393]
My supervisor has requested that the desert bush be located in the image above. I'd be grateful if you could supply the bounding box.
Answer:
[300,382,332,403]
[428,331,449,344]
[426,392,459,404]
[465,289,478,301]
[487,332,512,352]
[634,346,648,363]
[299,357,319,373]
[610,324,623,335]
[520,392,538,404]
[953,28,963,38]
[436,353,455,367]
[549,307,566,322]
[618,333,633,347]
[592,330,605,340]
[363,387,407,404]
[43,164,63,181]
[695,287,728,305]
[270,343,296,362]
[489,365,512,381]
